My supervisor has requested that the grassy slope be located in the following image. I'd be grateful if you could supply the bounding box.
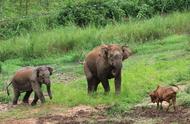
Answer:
[0,34,189,120]
[0,12,190,61]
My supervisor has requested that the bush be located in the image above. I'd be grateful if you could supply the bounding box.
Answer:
[137,4,154,19]
[57,0,125,27]
[0,62,2,73]
[118,1,139,17]
[0,0,190,39]
[0,15,58,40]
[143,0,190,13]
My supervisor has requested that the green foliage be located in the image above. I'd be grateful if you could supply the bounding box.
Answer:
[0,61,2,73]
[57,0,190,26]
[118,1,139,17]
[0,15,58,40]
[143,0,190,13]
[57,0,125,27]
[137,4,154,19]
[1,0,190,39]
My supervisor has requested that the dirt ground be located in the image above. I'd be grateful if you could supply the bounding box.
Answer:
[0,102,10,112]
[124,105,190,124]
[1,105,133,124]
[1,103,190,124]
[1,85,190,124]
[52,72,81,84]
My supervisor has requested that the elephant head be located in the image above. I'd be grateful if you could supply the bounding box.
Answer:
[101,44,132,76]
[36,66,53,99]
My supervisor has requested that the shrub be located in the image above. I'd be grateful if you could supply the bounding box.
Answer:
[118,1,139,17]
[57,0,125,27]
[0,62,2,73]
[1,0,190,39]
[0,15,58,40]
[143,0,190,13]
[137,4,154,19]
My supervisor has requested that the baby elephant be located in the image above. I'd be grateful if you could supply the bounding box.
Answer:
[6,66,53,106]
[149,85,179,111]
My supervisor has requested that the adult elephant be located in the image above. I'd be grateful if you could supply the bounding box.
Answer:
[6,66,53,106]
[84,44,132,94]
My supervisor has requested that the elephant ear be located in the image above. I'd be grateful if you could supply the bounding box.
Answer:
[100,45,109,59]
[47,67,53,75]
[36,67,43,77]
[121,45,132,60]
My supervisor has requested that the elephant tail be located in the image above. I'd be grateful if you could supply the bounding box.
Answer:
[6,82,12,96]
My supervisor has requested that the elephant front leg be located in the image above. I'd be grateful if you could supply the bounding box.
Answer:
[31,93,39,106]
[114,73,121,95]
[101,78,110,94]
[23,90,33,104]
[31,81,45,104]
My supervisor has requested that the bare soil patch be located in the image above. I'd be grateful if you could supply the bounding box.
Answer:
[2,118,37,124]
[52,72,81,83]
[2,105,133,124]
[0,102,10,112]
[37,105,133,124]
[124,105,190,124]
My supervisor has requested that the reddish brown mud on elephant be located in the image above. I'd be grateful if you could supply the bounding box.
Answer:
[84,44,132,94]
[6,66,53,106]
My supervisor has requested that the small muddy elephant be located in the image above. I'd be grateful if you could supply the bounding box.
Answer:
[84,44,132,94]
[6,66,53,105]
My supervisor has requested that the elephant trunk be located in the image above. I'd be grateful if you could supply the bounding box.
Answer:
[112,61,122,77]
[46,83,52,99]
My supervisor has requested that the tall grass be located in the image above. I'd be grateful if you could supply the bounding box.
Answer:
[0,12,190,62]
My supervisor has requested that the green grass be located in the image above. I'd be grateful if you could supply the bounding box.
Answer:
[1,34,189,119]
[0,12,190,61]
[48,34,190,108]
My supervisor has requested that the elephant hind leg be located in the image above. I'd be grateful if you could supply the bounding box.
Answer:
[23,90,33,104]
[87,78,93,94]
[31,93,39,106]
[13,89,20,105]
[87,77,100,94]
[84,63,95,94]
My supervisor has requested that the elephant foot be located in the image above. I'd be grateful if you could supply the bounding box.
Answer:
[31,102,37,106]
[12,101,18,105]
[104,91,110,95]
[22,100,29,104]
